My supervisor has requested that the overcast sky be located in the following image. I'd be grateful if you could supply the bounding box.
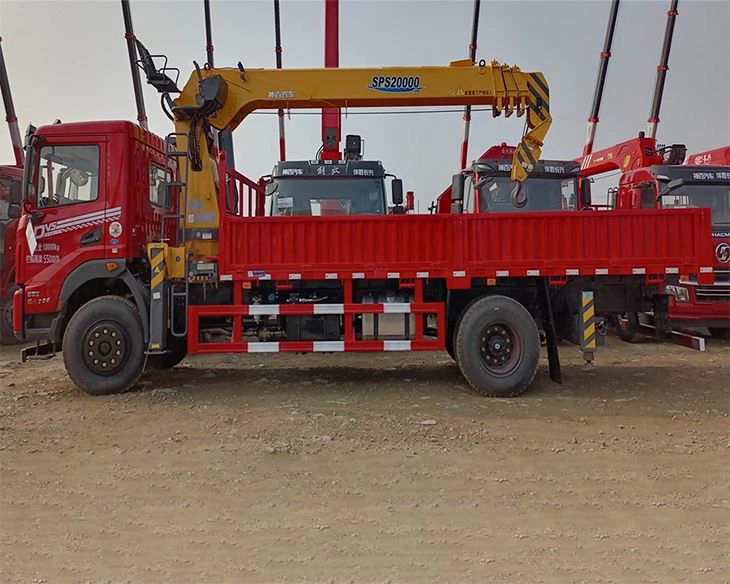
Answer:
[1,0,729,208]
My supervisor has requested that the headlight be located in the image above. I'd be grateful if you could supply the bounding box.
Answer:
[666,285,690,303]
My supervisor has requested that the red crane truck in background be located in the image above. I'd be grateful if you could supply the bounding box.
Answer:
[579,0,730,342]
[0,36,25,344]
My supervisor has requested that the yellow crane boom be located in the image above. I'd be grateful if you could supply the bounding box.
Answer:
[142,55,550,258]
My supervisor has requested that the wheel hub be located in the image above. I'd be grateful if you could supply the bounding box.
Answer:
[481,325,514,367]
[82,322,127,375]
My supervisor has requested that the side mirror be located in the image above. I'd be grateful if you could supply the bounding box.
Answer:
[264,180,278,197]
[8,203,22,219]
[511,182,528,208]
[9,180,22,205]
[658,177,684,197]
[450,173,465,213]
[451,173,465,202]
[391,178,404,206]
[579,177,592,207]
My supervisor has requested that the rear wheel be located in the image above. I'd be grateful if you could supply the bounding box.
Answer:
[708,327,729,341]
[63,296,145,395]
[455,295,540,397]
[615,312,641,343]
[0,286,21,346]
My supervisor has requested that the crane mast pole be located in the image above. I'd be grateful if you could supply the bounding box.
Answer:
[273,0,286,161]
[459,0,481,170]
[120,0,149,131]
[583,0,620,157]
[0,37,23,166]
[321,0,341,160]
[646,0,679,139]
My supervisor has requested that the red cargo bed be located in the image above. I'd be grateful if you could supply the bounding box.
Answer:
[218,208,714,284]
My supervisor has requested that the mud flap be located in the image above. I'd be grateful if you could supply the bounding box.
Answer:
[539,278,561,384]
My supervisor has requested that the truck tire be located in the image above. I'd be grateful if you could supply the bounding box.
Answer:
[455,295,540,397]
[146,337,188,370]
[0,287,21,346]
[62,296,145,395]
[708,327,729,341]
[615,312,641,343]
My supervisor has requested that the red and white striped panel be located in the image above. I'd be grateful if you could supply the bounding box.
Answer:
[194,302,419,317]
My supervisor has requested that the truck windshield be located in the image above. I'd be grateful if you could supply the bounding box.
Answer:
[659,182,730,225]
[271,178,385,216]
[478,176,577,212]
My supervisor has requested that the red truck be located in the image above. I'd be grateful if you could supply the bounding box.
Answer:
[0,37,25,344]
[12,53,716,397]
[581,135,730,341]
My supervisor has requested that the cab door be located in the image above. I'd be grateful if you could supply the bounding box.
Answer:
[22,137,108,310]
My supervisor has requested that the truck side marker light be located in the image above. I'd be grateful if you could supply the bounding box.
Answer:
[566,269,579,276]
[325,273,338,279]
[242,281,252,289]
[632,268,646,275]
[595,268,608,275]
[387,272,400,279]
[416,272,429,278]
[105,262,119,272]
[352,272,365,279]
[453,271,466,277]
[288,273,301,280]
[486,278,496,286]
[665,267,678,274]
[700,267,713,273]
[497,270,509,277]
[220,274,233,281]
[527,270,540,276]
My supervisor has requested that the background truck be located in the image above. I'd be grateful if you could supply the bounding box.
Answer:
[0,37,25,344]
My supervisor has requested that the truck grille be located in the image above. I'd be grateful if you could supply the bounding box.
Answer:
[695,282,730,303]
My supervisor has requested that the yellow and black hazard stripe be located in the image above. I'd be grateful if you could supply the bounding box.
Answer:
[581,291,596,351]
[527,72,550,124]
[149,245,167,291]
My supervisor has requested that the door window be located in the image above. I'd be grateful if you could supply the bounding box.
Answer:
[36,144,100,207]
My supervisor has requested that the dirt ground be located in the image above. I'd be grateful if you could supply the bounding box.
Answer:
[0,334,728,584]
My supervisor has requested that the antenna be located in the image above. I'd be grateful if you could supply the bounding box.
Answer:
[459,0,482,169]
[583,0,620,156]
[646,0,679,139]
[120,0,149,131]
[0,36,24,166]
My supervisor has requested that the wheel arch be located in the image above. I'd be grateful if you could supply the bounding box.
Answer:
[54,260,149,344]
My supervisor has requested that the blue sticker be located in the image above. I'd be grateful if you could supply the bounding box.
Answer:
[110,238,119,245]
[368,76,423,93]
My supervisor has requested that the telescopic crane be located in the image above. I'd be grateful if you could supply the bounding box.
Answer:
[135,52,552,258]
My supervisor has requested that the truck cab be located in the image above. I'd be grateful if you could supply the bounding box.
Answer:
[613,164,730,337]
[464,158,583,214]
[435,143,588,215]
[0,164,23,343]
[266,159,405,217]
[13,120,171,346]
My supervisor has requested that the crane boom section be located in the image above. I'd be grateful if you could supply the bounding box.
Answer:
[168,60,550,259]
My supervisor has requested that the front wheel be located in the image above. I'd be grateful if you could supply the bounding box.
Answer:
[63,296,145,395]
[455,295,540,397]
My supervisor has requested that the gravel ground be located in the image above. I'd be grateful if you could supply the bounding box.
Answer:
[0,334,728,583]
